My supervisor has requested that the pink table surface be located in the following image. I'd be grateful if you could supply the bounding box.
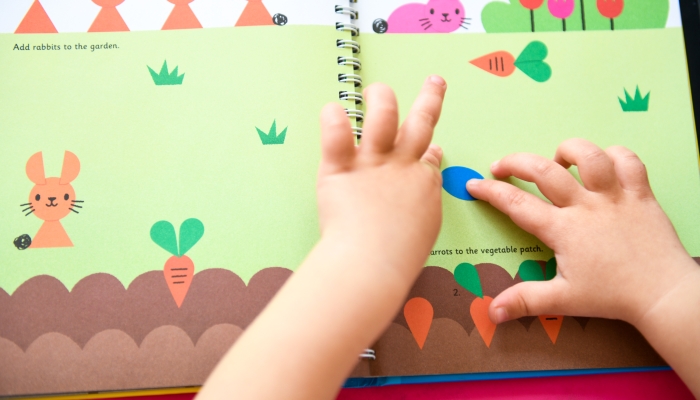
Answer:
[113,370,693,400]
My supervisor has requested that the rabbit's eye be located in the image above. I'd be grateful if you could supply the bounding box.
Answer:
[35,194,40,201]
[64,193,69,201]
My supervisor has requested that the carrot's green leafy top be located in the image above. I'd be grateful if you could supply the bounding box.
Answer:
[454,262,483,298]
[151,218,204,257]
[519,258,557,281]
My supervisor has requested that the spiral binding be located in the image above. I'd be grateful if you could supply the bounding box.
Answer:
[336,1,363,137]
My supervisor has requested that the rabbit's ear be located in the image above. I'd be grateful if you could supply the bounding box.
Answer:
[26,152,46,185]
[60,151,80,184]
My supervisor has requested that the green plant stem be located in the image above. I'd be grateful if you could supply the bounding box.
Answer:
[580,0,586,30]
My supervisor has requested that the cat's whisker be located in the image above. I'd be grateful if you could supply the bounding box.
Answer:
[72,204,83,209]
[69,208,79,214]
[25,209,35,216]
[20,203,31,207]
[423,23,433,30]
[460,24,470,30]
[71,200,84,203]
[419,18,429,21]
[461,22,471,25]
[22,206,33,212]
[421,21,431,26]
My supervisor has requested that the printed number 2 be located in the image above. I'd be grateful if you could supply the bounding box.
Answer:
[453,289,460,296]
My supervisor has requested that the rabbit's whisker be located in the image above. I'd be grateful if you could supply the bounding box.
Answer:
[25,209,35,216]
[419,18,429,21]
[20,203,31,207]
[421,21,431,26]
[69,208,79,214]
[424,24,433,30]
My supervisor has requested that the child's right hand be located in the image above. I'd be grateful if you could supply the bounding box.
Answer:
[466,139,700,326]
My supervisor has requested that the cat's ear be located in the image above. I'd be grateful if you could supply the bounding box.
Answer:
[60,151,80,184]
[26,152,46,185]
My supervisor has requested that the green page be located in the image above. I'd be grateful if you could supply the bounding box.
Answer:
[350,0,699,378]
[0,1,357,396]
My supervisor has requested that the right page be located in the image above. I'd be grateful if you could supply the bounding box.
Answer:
[353,0,698,377]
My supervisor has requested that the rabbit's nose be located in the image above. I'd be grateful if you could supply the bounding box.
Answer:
[442,13,449,17]
[48,197,56,201]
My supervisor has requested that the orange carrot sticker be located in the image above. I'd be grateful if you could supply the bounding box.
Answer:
[150,219,204,308]
[539,315,564,344]
[454,263,498,347]
[471,296,497,347]
[470,51,516,77]
[404,297,434,350]
[470,41,552,83]
[519,259,563,344]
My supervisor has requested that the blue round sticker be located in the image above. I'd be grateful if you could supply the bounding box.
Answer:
[442,166,484,201]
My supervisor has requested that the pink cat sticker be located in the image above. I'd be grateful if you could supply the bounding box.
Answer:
[373,0,470,34]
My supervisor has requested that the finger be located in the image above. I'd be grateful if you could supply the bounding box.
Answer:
[554,139,620,193]
[491,153,586,207]
[605,146,654,198]
[359,83,399,155]
[489,279,571,323]
[319,102,356,174]
[467,179,556,237]
[420,144,443,169]
[395,75,447,159]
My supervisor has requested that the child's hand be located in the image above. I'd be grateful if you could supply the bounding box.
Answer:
[317,76,446,286]
[467,139,700,325]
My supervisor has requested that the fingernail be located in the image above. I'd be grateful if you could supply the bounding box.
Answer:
[429,75,446,87]
[491,160,500,170]
[466,179,480,189]
[493,307,509,324]
[429,143,443,155]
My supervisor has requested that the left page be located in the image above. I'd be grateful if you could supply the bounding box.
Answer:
[0,1,355,396]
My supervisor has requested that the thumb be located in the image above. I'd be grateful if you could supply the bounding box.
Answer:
[489,279,571,324]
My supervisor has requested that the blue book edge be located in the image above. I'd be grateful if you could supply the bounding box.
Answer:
[343,366,671,388]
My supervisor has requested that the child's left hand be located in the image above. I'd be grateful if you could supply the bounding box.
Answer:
[316,76,446,287]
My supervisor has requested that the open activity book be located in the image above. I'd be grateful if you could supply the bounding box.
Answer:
[1,0,699,396]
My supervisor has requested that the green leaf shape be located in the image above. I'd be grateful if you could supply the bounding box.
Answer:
[179,218,204,256]
[454,263,483,298]
[257,120,287,145]
[545,257,557,280]
[514,41,552,83]
[518,260,545,282]
[150,221,179,256]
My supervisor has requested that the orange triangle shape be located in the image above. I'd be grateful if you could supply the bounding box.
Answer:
[470,51,516,77]
[539,315,564,344]
[15,1,58,34]
[89,7,129,32]
[163,4,203,30]
[235,0,273,27]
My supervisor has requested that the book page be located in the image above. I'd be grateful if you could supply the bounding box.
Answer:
[0,0,355,396]
[354,0,697,377]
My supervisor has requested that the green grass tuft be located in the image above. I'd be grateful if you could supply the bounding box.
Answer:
[257,120,287,145]
[148,61,184,86]
[619,86,650,112]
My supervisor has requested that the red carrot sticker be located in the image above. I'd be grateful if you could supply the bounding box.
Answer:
[454,263,497,347]
[150,218,204,307]
[404,297,434,350]
[518,259,562,344]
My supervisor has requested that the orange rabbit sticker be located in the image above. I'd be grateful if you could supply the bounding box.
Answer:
[18,151,83,249]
